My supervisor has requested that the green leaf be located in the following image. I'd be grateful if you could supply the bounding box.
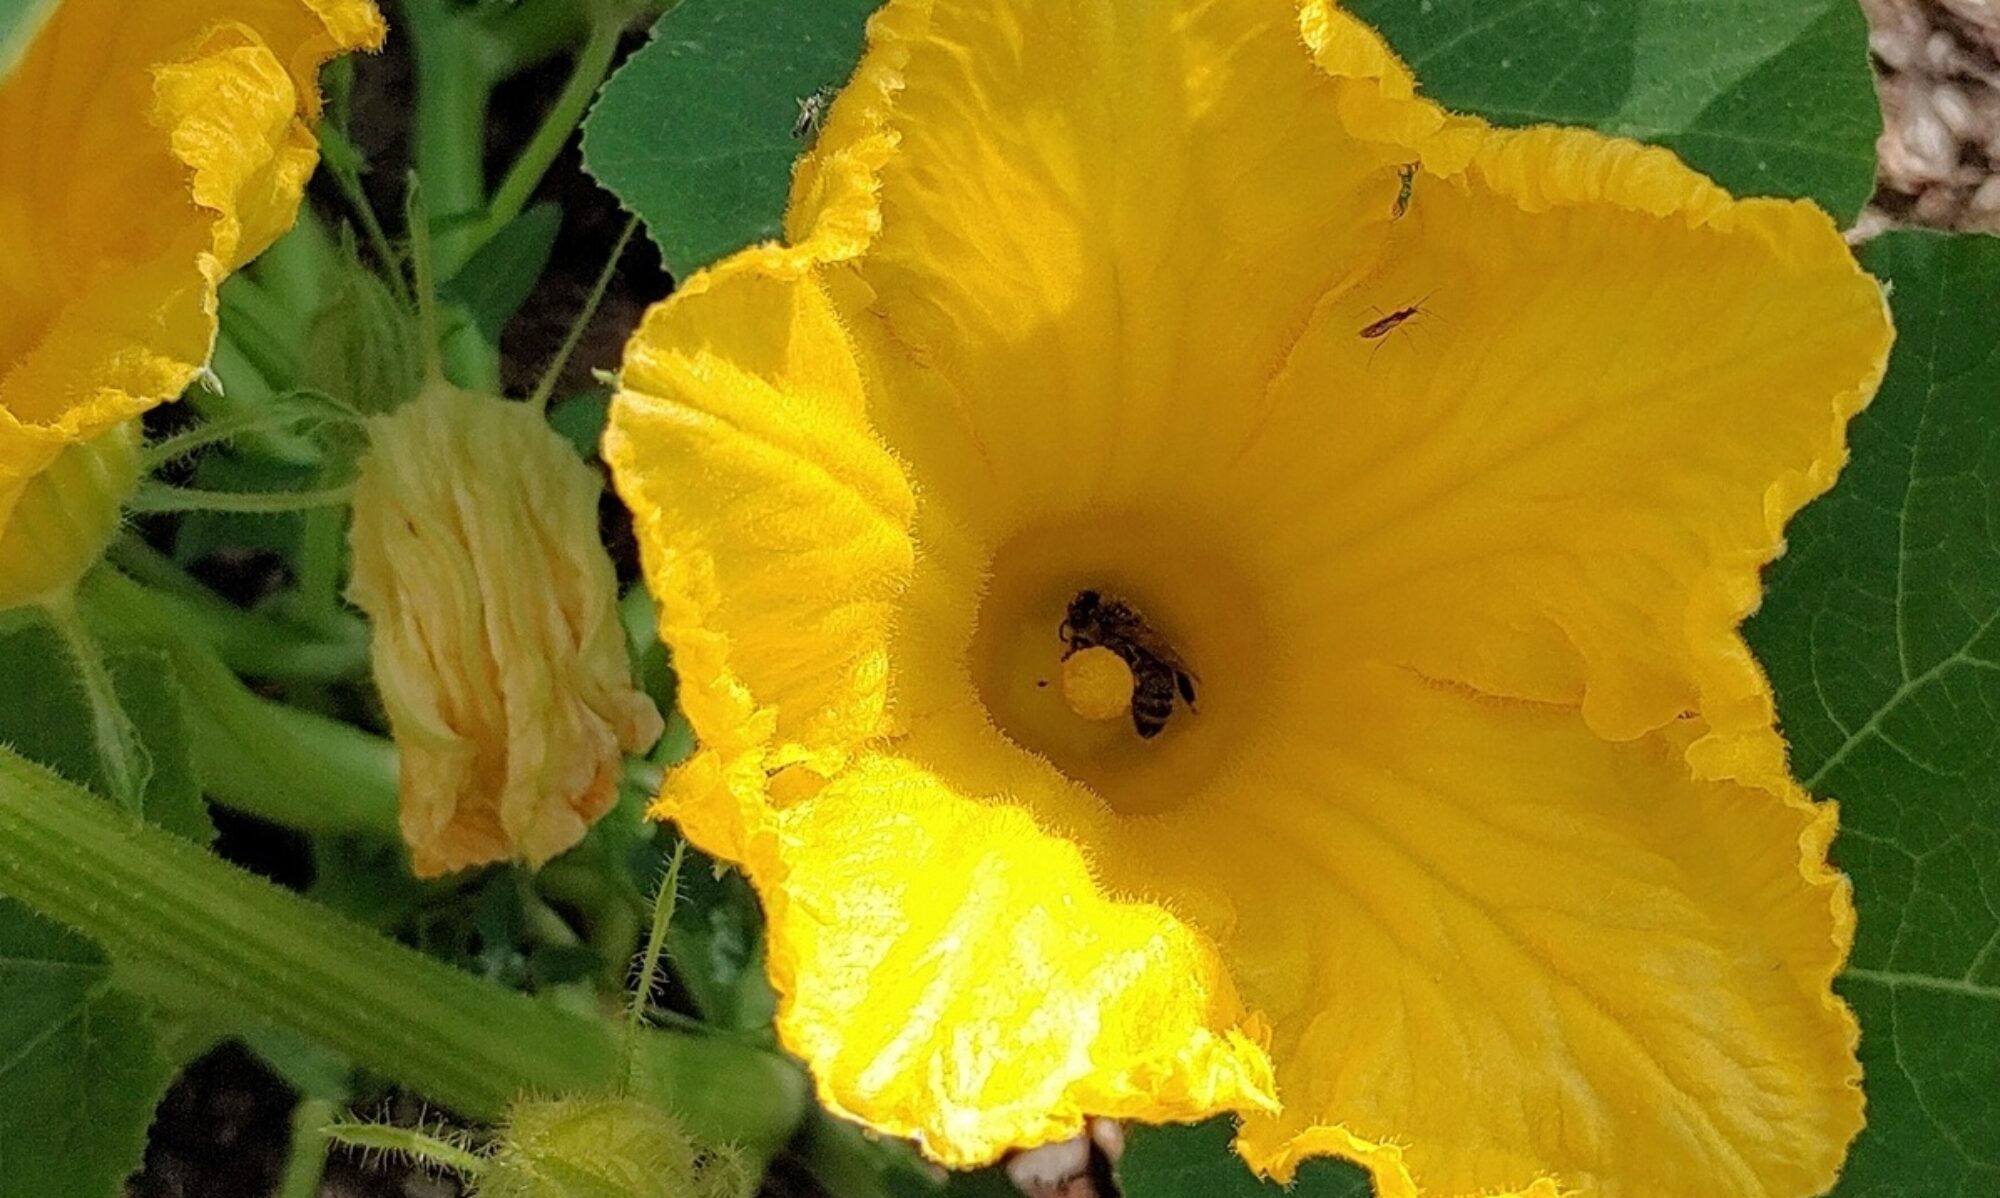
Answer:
[1344,0,1880,219]
[0,621,213,844]
[0,0,59,84]
[581,0,875,277]
[549,390,613,461]
[1117,1120,1372,1198]
[168,452,311,566]
[1747,229,2000,1195]
[442,201,563,344]
[669,847,777,1032]
[0,900,176,1198]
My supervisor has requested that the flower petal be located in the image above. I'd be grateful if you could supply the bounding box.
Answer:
[0,0,382,526]
[668,752,1275,1168]
[1152,664,1859,1197]
[606,249,917,770]
[800,0,1415,523]
[1220,5,1893,759]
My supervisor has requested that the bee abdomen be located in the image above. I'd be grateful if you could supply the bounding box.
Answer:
[1130,669,1178,739]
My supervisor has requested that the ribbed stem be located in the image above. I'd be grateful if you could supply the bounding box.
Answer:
[0,749,806,1154]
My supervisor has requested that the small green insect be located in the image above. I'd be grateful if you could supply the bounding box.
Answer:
[1392,161,1418,218]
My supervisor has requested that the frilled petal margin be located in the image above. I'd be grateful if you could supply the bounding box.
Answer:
[1292,0,1893,785]
[1184,664,1860,1197]
[0,0,383,546]
[608,0,1888,1194]
[738,754,1274,1165]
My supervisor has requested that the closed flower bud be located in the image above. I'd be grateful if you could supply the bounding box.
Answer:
[480,1096,750,1198]
[348,383,662,876]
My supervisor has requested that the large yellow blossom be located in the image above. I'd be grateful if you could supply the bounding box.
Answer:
[0,0,384,604]
[606,1,1893,1194]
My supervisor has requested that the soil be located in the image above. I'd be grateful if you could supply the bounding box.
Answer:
[1863,0,2000,234]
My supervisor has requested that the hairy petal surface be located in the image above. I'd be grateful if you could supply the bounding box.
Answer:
[714,754,1276,1167]
[1196,666,1860,1197]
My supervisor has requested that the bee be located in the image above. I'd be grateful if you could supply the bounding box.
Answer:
[1059,590,1198,739]
[1392,161,1418,218]
[792,85,839,141]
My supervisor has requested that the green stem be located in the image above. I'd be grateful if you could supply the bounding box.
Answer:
[278,1098,338,1198]
[99,545,369,682]
[404,0,495,278]
[0,749,807,1155]
[530,213,639,413]
[317,124,408,298]
[406,176,445,379]
[80,570,398,838]
[39,594,151,814]
[479,0,593,77]
[142,412,335,474]
[624,837,686,1085]
[192,335,319,466]
[128,480,354,515]
[295,472,351,624]
[324,1122,488,1177]
[482,16,624,253]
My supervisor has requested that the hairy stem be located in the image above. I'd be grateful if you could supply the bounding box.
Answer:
[0,749,807,1155]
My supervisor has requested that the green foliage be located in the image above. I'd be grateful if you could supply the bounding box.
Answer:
[0,620,212,844]
[304,256,427,415]
[1117,1119,1371,1198]
[1748,230,2000,1196]
[443,201,564,346]
[0,901,176,1198]
[581,0,875,277]
[668,848,777,1033]
[1345,0,1881,219]
[548,391,613,460]
[0,0,57,83]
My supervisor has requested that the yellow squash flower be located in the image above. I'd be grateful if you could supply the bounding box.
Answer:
[0,0,384,605]
[605,1,1893,1194]
[347,384,665,877]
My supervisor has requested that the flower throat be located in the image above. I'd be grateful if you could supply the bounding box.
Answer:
[1057,590,1198,738]
[965,514,1269,818]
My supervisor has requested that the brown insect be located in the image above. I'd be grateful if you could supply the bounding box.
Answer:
[1358,294,1440,365]
[1359,304,1423,339]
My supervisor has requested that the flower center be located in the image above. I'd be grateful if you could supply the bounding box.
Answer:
[969,511,1269,817]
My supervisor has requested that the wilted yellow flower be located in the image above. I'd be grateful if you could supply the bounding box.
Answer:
[606,0,1892,1194]
[349,385,664,877]
[0,0,384,605]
